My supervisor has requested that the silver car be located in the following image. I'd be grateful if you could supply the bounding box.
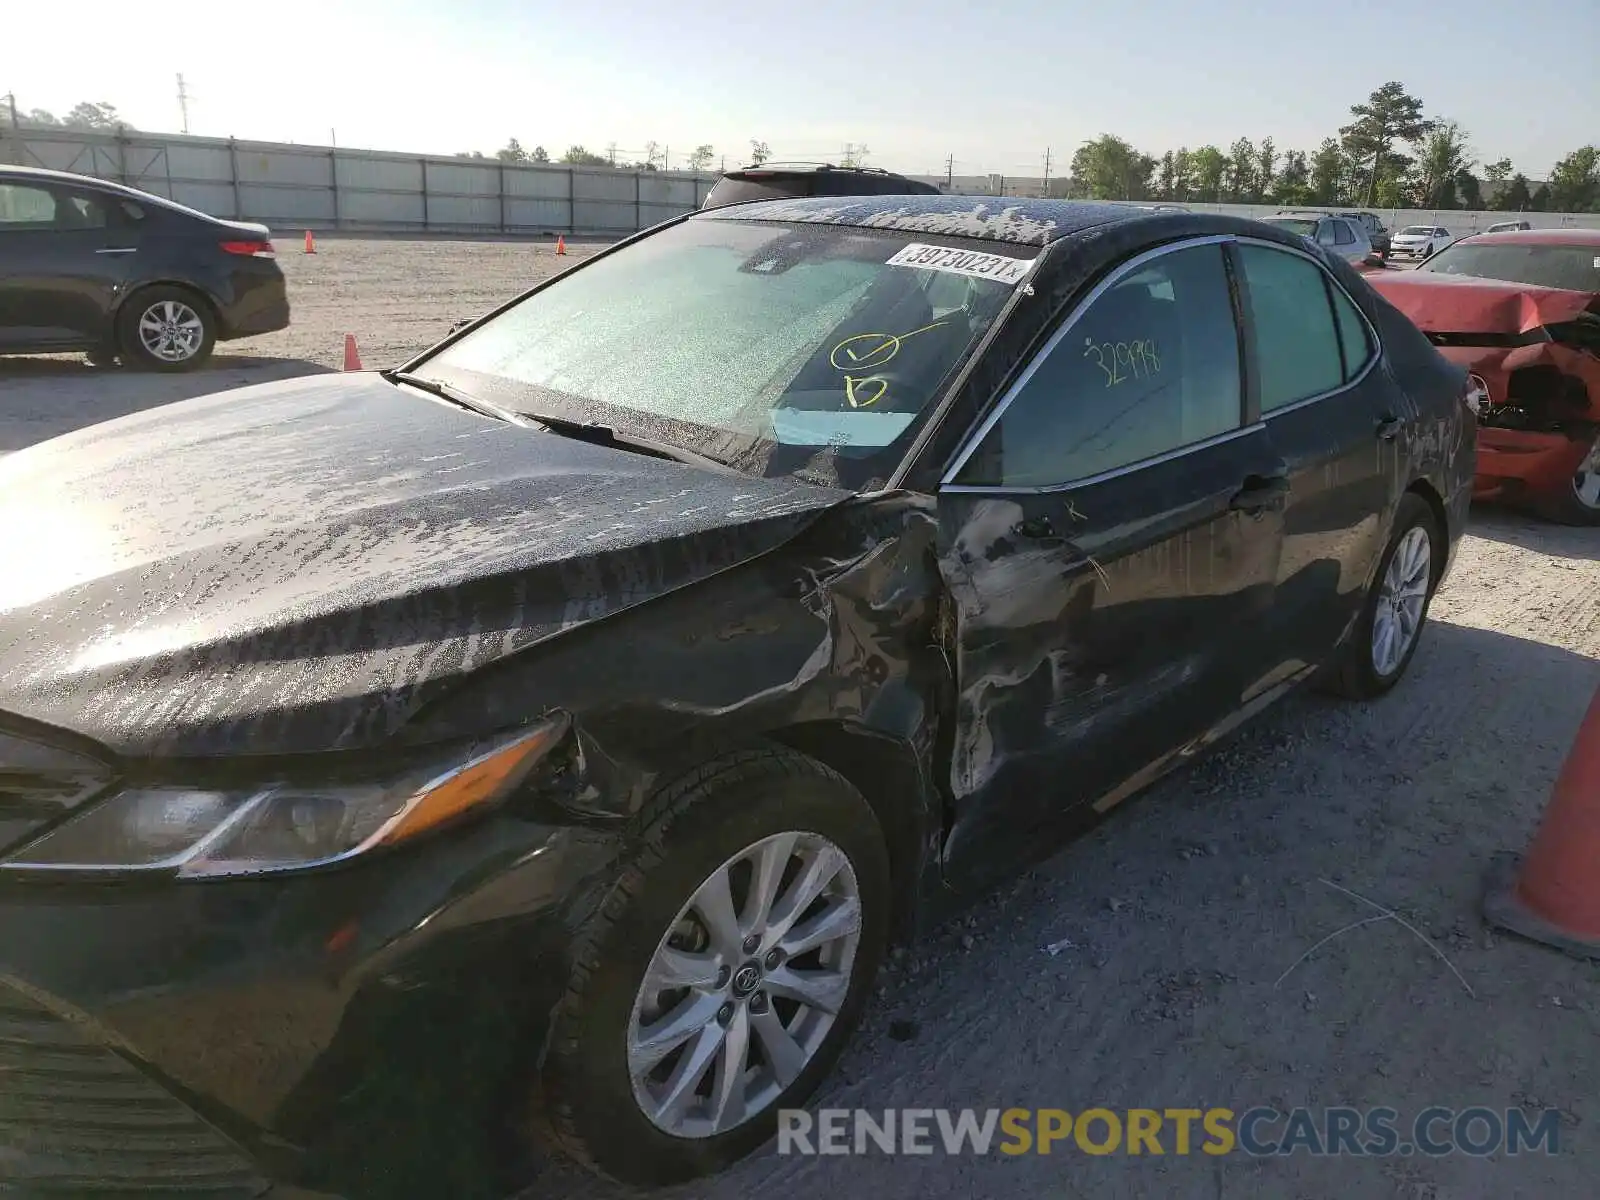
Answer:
[1260,212,1375,265]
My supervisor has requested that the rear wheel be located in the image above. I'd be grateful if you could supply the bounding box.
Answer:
[540,749,889,1186]
[117,286,216,371]
[1321,493,1440,700]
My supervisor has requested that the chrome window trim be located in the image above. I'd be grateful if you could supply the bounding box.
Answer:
[940,234,1236,487]
[1233,235,1382,418]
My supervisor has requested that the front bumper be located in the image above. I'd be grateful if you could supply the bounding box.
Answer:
[1473,426,1593,502]
[0,817,618,1199]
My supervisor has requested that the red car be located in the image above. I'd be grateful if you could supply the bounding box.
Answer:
[1367,228,1600,524]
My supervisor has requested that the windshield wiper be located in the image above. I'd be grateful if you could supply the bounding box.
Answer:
[521,411,736,474]
[385,370,530,426]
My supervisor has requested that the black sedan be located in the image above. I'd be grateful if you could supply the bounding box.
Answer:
[0,197,1474,1198]
[0,165,289,370]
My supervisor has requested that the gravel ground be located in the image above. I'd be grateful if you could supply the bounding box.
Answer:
[1,239,1596,1199]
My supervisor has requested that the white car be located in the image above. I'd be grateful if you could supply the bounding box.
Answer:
[1390,225,1455,260]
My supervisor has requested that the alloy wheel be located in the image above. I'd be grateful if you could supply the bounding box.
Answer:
[1371,526,1432,677]
[628,831,862,1139]
[137,299,206,363]
[1571,434,1600,512]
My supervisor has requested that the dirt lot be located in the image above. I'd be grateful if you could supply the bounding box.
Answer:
[1,239,1597,1199]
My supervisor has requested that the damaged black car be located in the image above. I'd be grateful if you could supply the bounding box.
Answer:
[0,197,1475,1199]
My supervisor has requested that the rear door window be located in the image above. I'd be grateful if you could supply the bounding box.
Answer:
[1333,220,1356,246]
[0,183,59,228]
[1237,244,1345,411]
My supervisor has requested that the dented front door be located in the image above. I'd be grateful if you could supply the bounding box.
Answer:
[934,428,1289,888]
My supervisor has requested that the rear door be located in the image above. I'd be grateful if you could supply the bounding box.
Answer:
[1231,239,1397,668]
[934,238,1291,887]
[0,180,136,349]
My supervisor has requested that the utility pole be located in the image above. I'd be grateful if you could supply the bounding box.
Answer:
[176,74,191,134]
[1042,146,1052,195]
[945,153,954,190]
[606,142,617,166]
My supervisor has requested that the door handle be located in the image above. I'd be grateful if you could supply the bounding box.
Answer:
[1229,474,1291,515]
[94,248,137,255]
[1375,415,1404,441]
[1012,515,1058,540]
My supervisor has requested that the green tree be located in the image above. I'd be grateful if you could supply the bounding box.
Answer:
[1411,120,1473,208]
[1308,138,1345,205]
[1068,135,1156,199]
[1339,81,1432,205]
[1529,183,1552,211]
[749,139,770,165]
[530,145,550,164]
[1226,137,1257,202]
[1483,157,1513,185]
[1256,138,1277,204]
[63,101,126,130]
[562,145,611,167]
[1496,173,1532,211]
[1454,169,1482,210]
[1189,145,1228,201]
[496,138,528,163]
[1547,145,1600,213]
[1155,150,1177,199]
[1171,147,1193,201]
[687,144,715,172]
[1274,149,1310,205]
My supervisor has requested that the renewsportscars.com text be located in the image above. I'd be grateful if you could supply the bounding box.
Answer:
[778,1106,1561,1158]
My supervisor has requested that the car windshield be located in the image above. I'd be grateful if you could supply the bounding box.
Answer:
[1417,243,1600,292]
[1398,227,1433,236]
[416,217,1032,489]
[1265,218,1318,236]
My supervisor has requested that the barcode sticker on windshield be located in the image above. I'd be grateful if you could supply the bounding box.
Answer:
[885,243,1035,285]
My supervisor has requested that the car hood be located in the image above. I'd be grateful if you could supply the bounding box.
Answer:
[0,373,846,758]
[1366,271,1599,334]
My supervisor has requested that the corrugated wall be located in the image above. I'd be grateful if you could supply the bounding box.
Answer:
[0,127,718,235]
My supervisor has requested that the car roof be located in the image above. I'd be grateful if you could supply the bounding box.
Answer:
[1460,226,1600,246]
[722,162,912,178]
[696,194,1154,246]
[0,163,139,194]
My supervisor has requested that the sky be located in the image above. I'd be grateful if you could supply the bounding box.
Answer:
[4,0,1595,179]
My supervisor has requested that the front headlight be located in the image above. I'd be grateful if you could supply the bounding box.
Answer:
[0,717,567,878]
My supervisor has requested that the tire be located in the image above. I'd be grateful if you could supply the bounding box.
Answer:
[1540,432,1600,526]
[116,286,217,372]
[1320,493,1441,700]
[540,748,890,1187]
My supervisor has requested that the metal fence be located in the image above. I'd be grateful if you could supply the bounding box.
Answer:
[6,125,1594,238]
[0,126,719,236]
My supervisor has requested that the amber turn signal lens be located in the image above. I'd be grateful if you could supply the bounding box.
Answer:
[379,720,565,847]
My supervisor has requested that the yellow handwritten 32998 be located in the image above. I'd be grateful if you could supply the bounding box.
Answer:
[1083,338,1161,387]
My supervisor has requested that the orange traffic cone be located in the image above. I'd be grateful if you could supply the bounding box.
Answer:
[555,235,567,256]
[1484,682,1600,959]
[342,334,363,372]
[304,230,317,254]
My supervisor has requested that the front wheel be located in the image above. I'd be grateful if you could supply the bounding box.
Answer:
[1544,432,1600,526]
[1321,493,1440,700]
[540,749,890,1186]
[117,287,216,371]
